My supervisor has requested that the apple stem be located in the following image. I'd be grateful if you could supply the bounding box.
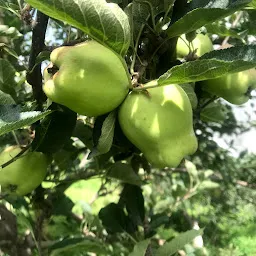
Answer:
[132,80,159,91]
[1,146,29,169]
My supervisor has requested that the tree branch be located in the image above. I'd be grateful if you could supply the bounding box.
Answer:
[26,11,49,108]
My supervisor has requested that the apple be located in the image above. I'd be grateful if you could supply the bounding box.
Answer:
[118,84,198,168]
[176,33,213,58]
[43,40,131,117]
[0,146,50,196]
[200,69,256,105]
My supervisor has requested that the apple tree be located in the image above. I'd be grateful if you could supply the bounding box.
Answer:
[0,0,256,255]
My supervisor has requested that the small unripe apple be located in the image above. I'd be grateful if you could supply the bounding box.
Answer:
[43,40,131,117]
[176,33,213,58]
[200,69,256,105]
[0,146,50,196]
[118,84,198,168]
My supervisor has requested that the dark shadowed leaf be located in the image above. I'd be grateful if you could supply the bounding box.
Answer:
[32,105,77,154]
[50,194,75,216]
[120,184,145,227]
[72,120,93,149]
[98,203,129,234]
[107,162,143,186]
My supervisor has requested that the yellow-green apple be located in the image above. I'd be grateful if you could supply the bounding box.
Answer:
[118,84,198,168]
[43,40,131,117]
[176,33,213,58]
[0,146,50,196]
[200,69,256,105]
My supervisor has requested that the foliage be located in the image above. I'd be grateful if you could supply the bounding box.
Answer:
[0,0,256,255]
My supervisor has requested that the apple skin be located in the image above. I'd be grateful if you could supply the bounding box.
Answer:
[118,84,198,168]
[43,40,131,117]
[200,69,256,105]
[0,147,50,196]
[176,34,213,58]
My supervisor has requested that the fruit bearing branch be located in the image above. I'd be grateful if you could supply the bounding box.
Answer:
[26,10,49,107]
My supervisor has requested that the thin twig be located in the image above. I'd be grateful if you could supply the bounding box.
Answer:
[221,11,243,47]
[1,146,29,169]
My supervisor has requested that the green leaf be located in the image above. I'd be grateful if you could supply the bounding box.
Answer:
[0,43,19,59]
[0,59,17,97]
[0,1,20,17]
[167,1,250,38]
[72,120,93,149]
[26,0,131,56]
[16,213,39,251]
[110,0,122,3]
[32,105,77,154]
[179,83,198,109]
[0,105,51,136]
[185,160,198,179]
[88,110,116,158]
[0,91,15,104]
[98,203,129,234]
[156,229,204,256]
[125,0,166,43]
[97,111,116,152]
[198,181,220,190]
[51,194,74,216]
[120,184,145,227]
[149,214,169,231]
[205,23,241,38]
[124,1,150,45]
[49,237,107,255]
[29,51,51,73]
[248,0,256,8]
[158,45,256,85]
[129,239,150,256]
[203,170,214,179]
[200,102,228,124]
[107,162,143,186]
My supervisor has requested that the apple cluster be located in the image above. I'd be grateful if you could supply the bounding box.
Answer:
[1,35,255,197]
[43,37,256,170]
[177,33,256,105]
[42,40,198,169]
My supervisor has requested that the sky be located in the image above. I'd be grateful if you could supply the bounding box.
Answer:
[214,95,256,157]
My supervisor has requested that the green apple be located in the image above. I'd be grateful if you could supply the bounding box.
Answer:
[43,40,131,117]
[118,84,198,168]
[176,33,213,58]
[200,69,256,105]
[0,146,50,196]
